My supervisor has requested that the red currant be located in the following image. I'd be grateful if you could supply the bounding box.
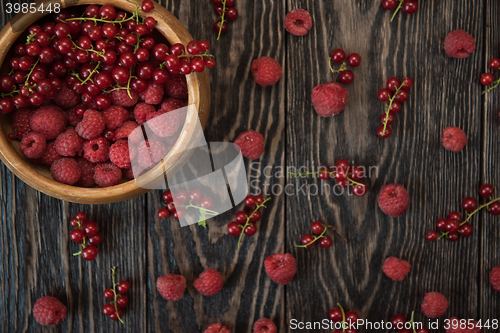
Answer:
[318,167,331,180]
[102,303,115,316]
[436,218,447,231]
[395,89,409,103]
[88,232,103,246]
[377,125,391,138]
[329,308,343,322]
[447,232,459,242]
[254,195,265,205]
[310,221,324,235]
[70,229,85,244]
[249,210,261,222]
[352,181,367,197]
[380,112,396,125]
[163,190,173,202]
[481,73,495,86]
[82,220,99,236]
[331,48,346,63]
[386,77,401,91]
[200,197,213,210]
[190,58,206,72]
[186,40,202,55]
[82,245,98,261]
[319,236,333,248]
[446,220,459,233]
[489,202,500,216]
[458,223,473,237]
[339,70,354,84]
[109,308,123,321]
[301,234,316,248]
[402,0,418,14]
[142,0,154,12]
[236,211,248,223]
[104,288,115,299]
[227,221,242,236]
[389,101,402,113]
[244,223,258,236]
[189,189,202,203]
[401,77,413,89]
[244,195,256,207]
[226,7,239,20]
[462,197,478,212]
[447,211,462,222]
[378,88,391,102]
[382,0,398,10]
[157,208,169,219]
[116,295,128,308]
[213,20,228,34]
[489,58,500,70]
[479,184,495,198]
[391,314,406,329]
[346,53,361,67]
[425,230,438,241]
[117,281,130,293]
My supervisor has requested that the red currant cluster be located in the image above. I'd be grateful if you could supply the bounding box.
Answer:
[329,48,361,85]
[377,77,413,139]
[212,0,238,40]
[381,0,418,22]
[296,221,345,249]
[69,212,101,261]
[390,313,429,333]
[102,266,130,323]
[328,304,359,333]
[426,184,500,242]
[227,195,269,248]
[157,190,217,227]
[0,1,215,113]
[480,53,500,94]
[289,159,368,197]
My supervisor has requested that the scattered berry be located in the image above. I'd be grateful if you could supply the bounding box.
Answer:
[311,82,348,117]
[421,292,448,318]
[193,269,223,296]
[443,29,476,58]
[33,296,67,326]
[382,256,411,281]
[442,126,467,153]
[234,130,265,160]
[264,253,296,285]
[253,318,277,333]
[284,9,313,36]
[157,274,187,301]
[251,57,282,87]
[378,184,410,217]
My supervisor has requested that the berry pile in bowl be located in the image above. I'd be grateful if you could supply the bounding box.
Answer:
[0,0,211,204]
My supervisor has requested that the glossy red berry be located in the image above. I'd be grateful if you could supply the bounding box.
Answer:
[446,220,459,233]
[389,101,402,113]
[489,202,500,216]
[386,77,401,92]
[331,49,346,63]
[109,308,123,321]
[381,112,396,125]
[157,208,170,219]
[213,20,228,34]
[352,181,367,197]
[436,218,447,231]
[244,195,256,207]
[102,303,115,316]
[318,167,331,180]
[402,0,418,14]
[319,236,333,248]
[345,311,359,324]
[226,7,239,20]
[301,234,316,248]
[116,295,128,308]
[489,58,500,70]
[382,0,398,10]
[88,232,103,246]
[82,245,98,261]
[401,77,413,89]
[447,211,462,222]
[481,73,495,86]
[186,40,202,55]
[249,210,261,222]
[82,220,98,236]
[70,229,85,244]
[329,308,343,322]
[311,221,324,235]
[377,125,391,139]
[378,88,391,102]
[104,288,115,299]
[339,70,354,84]
[391,314,406,329]
[458,223,473,237]
[479,184,495,198]
[254,195,265,205]
[200,197,213,210]
[425,230,438,241]
[117,281,130,293]
[447,232,459,242]
[244,223,258,236]
[346,53,361,67]
[163,190,173,202]
[189,190,202,203]
[141,0,154,12]
[395,89,409,103]
[236,211,249,223]
[462,197,478,213]
[166,201,176,213]
[227,221,242,236]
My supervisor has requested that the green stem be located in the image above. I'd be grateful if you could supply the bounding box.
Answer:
[295,224,327,248]
[81,61,101,85]
[381,81,406,136]
[390,0,404,22]
[217,0,227,40]
[65,15,135,25]
[110,266,124,324]
[438,197,500,239]
[338,303,346,333]
[237,197,271,248]
[483,78,500,94]
[329,59,347,74]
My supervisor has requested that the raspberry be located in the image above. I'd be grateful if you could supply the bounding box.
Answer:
[165,74,188,99]
[421,292,449,318]
[137,139,167,169]
[94,161,122,187]
[378,184,410,217]
[284,9,313,36]
[55,128,84,157]
[83,137,110,163]
[264,253,296,285]
[253,318,277,333]
[32,296,67,326]
[114,121,140,141]
[51,158,81,185]
[146,109,181,137]
[489,266,500,292]
[110,89,139,107]
[53,82,80,108]
[442,126,467,153]
[140,80,164,104]
[234,130,264,160]
[134,102,155,125]
[19,132,46,159]
[156,274,187,302]
[110,140,136,169]
[37,141,61,166]
[311,82,349,117]
[443,29,476,58]
[102,106,128,130]
[76,109,105,140]
[193,269,223,296]
[446,317,482,333]
[122,167,135,180]
[251,57,282,87]
[160,97,185,112]
[68,105,85,127]
[30,105,67,140]
[204,323,231,333]
[10,107,32,140]
[76,157,96,188]
[382,256,411,281]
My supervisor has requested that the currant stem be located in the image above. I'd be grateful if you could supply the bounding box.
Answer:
[483,78,500,94]
[390,0,404,22]
[438,197,500,239]
[295,224,328,248]
[72,220,86,256]
[288,170,365,187]
[329,59,347,74]
[110,265,124,324]
[382,81,406,135]
[217,0,227,40]
[237,197,271,249]
[65,15,135,25]
[81,61,101,85]
[337,303,346,333]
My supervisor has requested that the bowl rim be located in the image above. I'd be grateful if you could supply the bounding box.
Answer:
[0,0,210,204]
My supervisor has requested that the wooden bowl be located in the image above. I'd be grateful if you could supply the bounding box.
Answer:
[0,0,210,204]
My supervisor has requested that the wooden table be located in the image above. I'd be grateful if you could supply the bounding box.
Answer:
[2,0,500,332]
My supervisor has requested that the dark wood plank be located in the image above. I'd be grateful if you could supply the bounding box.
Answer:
[0,160,148,332]
[286,0,484,331]
[480,0,500,329]
[146,0,286,332]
